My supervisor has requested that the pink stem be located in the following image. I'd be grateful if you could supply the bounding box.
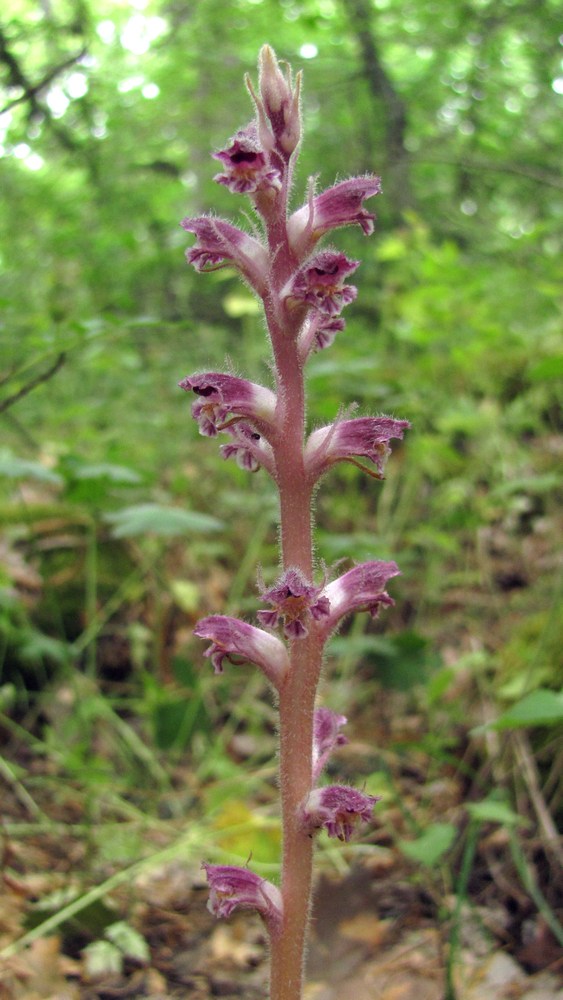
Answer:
[265,294,322,1000]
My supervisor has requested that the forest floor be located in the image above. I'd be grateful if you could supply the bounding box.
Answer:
[1,477,562,999]
[1,694,561,1000]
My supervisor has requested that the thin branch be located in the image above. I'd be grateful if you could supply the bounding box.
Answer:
[0,25,86,116]
[0,353,66,415]
[513,731,563,873]
[414,152,563,191]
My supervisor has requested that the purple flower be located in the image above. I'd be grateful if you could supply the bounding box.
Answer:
[288,176,382,256]
[194,615,289,688]
[202,863,283,933]
[321,561,400,633]
[220,422,275,475]
[257,568,331,639]
[299,316,346,359]
[300,785,380,841]
[285,251,359,318]
[305,417,410,480]
[312,708,348,782]
[213,124,282,194]
[179,373,276,439]
[181,216,268,293]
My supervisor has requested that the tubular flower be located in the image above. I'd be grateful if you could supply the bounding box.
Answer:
[181,216,268,293]
[194,615,289,688]
[312,707,348,782]
[179,373,277,439]
[213,124,282,194]
[321,561,400,634]
[305,416,410,480]
[202,863,283,933]
[285,251,359,318]
[220,423,275,475]
[288,176,382,257]
[257,568,331,639]
[300,785,380,841]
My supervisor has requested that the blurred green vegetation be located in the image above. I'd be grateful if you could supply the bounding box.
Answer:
[0,0,562,970]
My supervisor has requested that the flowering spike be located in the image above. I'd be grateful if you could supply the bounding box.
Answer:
[213,124,282,194]
[305,416,410,480]
[194,615,289,688]
[288,176,382,257]
[257,568,331,639]
[180,47,410,995]
[300,785,380,841]
[181,216,268,294]
[284,251,360,318]
[312,708,348,782]
[203,863,283,933]
[321,561,400,633]
[179,372,276,441]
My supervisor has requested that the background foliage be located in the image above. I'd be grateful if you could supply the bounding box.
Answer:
[0,0,562,987]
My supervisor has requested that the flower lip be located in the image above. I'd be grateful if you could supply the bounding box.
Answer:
[194,614,289,688]
[321,560,400,634]
[202,862,283,931]
[285,251,360,318]
[179,372,277,439]
[301,785,380,841]
[181,215,268,292]
[213,124,282,194]
[305,416,410,480]
[288,175,382,256]
[257,567,331,639]
[220,422,275,475]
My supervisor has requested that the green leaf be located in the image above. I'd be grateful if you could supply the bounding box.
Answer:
[105,503,223,538]
[398,822,457,867]
[488,689,563,730]
[529,356,563,381]
[83,940,123,977]
[71,462,142,484]
[105,920,150,962]
[467,798,525,828]
[0,454,63,486]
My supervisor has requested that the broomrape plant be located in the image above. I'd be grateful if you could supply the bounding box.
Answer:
[181,46,409,1000]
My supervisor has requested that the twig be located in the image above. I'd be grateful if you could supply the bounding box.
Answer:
[512,731,563,872]
[0,353,65,415]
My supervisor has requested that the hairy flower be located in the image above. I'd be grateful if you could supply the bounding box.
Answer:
[213,124,282,194]
[312,707,348,782]
[220,422,274,475]
[179,373,277,439]
[285,251,359,318]
[202,863,283,932]
[288,176,382,256]
[305,416,410,480]
[300,785,380,841]
[299,315,346,359]
[181,216,268,293]
[194,615,289,688]
[321,561,400,633]
[257,568,331,639]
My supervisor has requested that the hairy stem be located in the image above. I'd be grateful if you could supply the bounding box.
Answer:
[267,321,320,998]
[270,635,324,1000]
